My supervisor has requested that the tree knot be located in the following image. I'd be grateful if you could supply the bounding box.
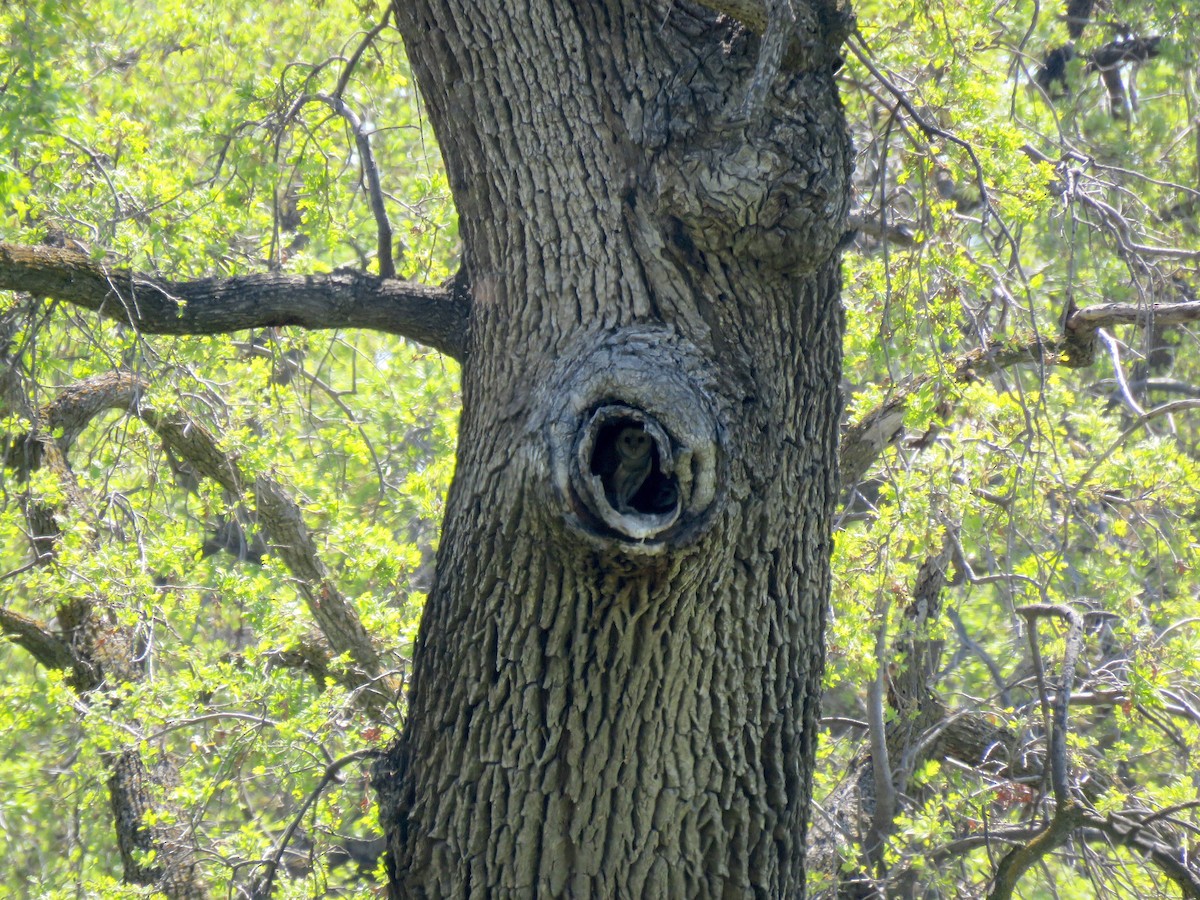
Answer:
[541,328,723,555]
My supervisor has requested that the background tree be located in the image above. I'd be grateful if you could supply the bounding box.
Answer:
[813,0,1200,894]
[1,1,1198,899]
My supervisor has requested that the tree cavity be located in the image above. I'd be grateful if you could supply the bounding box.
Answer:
[583,406,679,525]
[540,327,722,554]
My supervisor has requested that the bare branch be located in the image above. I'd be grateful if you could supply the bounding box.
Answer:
[1016,604,1084,805]
[332,11,392,100]
[1069,299,1200,331]
[1020,145,1200,263]
[248,749,381,899]
[0,242,468,360]
[987,605,1087,900]
[0,605,76,670]
[1097,329,1145,416]
[314,93,395,279]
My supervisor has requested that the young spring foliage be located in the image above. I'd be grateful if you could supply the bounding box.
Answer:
[1,0,1198,896]
[822,0,1200,892]
[1,2,457,895]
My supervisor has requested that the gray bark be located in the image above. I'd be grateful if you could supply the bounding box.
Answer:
[374,1,852,896]
[0,241,468,358]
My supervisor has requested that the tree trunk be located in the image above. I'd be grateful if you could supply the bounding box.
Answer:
[374,1,852,895]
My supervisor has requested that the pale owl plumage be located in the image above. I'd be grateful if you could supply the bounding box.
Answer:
[611,427,653,512]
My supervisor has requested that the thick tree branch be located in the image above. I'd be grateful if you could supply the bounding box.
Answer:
[0,242,468,360]
[0,605,76,670]
[1069,299,1200,331]
[1017,605,1084,805]
[1089,35,1162,71]
[36,372,394,698]
[988,803,1085,900]
[107,750,209,899]
[840,394,910,488]
[840,295,1200,488]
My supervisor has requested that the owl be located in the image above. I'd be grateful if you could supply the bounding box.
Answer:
[610,426,653,512]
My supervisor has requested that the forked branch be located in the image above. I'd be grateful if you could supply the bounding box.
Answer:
[986,605,1086,900]
[33,371,394,700]
[840,298,1200,488]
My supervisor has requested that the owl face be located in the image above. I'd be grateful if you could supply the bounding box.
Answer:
[616,428,652,461]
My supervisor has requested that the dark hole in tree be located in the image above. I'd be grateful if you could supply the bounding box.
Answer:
[590,419,679,516]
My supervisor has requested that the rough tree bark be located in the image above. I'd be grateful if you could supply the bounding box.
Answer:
[370,1,853,896]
